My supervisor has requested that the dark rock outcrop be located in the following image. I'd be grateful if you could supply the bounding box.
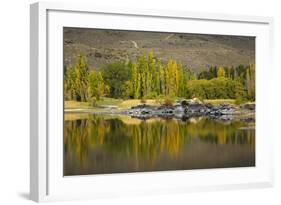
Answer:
[125,102,238,121]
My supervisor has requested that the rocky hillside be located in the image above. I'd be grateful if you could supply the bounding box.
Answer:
[63,27,255,71]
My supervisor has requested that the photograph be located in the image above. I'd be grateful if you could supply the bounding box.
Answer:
[63,27,255,176]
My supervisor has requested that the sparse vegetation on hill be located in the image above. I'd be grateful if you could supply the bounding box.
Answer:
[63,28,255,71]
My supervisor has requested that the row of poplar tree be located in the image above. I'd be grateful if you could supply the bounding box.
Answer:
[64,52,255,104]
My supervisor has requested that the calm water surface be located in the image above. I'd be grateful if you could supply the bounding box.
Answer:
[64,113,255,176]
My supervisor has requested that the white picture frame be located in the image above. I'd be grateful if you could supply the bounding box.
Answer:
[30,1,274,202]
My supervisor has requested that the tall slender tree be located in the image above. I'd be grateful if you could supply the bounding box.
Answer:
[217,66,226,78]
[74,55,89,102]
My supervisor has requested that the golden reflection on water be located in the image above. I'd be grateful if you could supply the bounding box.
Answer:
[64,114,255,175]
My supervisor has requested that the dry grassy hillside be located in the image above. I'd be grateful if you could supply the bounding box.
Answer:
[64,28,255,71]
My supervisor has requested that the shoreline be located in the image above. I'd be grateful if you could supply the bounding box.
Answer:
[64,101,255,123]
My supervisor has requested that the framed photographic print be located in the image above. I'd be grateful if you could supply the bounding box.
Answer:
[30,2,274,202]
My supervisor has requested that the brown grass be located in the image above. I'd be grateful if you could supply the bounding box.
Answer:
[119,99,161,109]
[64,101,91,109]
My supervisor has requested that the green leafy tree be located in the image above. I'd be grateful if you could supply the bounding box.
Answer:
[101,61,131,98]
[245,64,255,100]
[74,55,89,101]
[198,70,214,80]
[87,70,107,106]
[177,62,187,97]
[64,66,77,100]
[188,77,247,101]
[64,55,89,102]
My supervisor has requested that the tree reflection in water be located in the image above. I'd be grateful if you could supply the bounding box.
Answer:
[64,114,255,175]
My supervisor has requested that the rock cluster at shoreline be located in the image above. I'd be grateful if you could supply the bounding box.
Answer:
[124,101,255,122]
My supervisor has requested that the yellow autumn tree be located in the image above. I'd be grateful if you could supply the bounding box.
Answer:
[217,66,226,78]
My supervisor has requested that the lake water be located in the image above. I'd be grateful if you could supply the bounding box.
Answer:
[64,113,255,176]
